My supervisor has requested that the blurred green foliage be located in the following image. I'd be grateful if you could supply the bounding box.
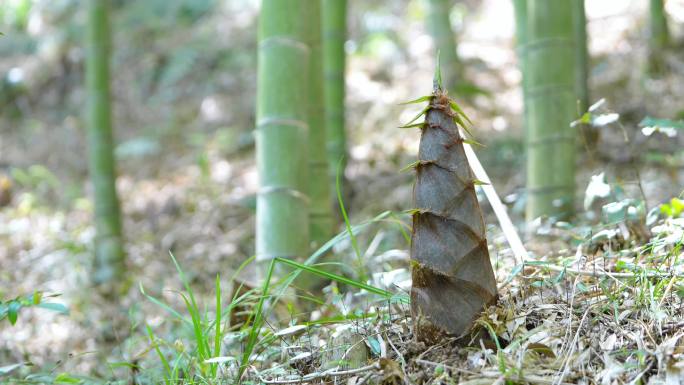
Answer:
[0,291,68,326]
[0,0,32,31]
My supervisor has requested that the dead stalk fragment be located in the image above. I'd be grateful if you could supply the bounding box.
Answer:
[409,88,497,342]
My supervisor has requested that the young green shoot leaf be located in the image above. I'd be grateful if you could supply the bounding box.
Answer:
[399,95,433,105]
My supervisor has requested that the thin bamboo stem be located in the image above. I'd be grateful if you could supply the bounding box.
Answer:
[86,0,125,291]
[574,0,589,114]
[426,0,459,93]
[308,0,333,249]
[323,0,348,198]
[648,0,669,74]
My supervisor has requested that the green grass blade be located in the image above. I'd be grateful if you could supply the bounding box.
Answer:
[212,274,222,377]
[336,157,366,282]
[273,211,392,303]
[230,255,255,284]
[178,292,210,364]
[146,324,172,385]
[274,257,393,299]
[169,253,212,366]
[170,354,183,383]
[238,258,276,382]
[170,253,201,316]
[304,311,380,326]
[236,212,403,381]
[387,212,411,246]
[139,283,190,325]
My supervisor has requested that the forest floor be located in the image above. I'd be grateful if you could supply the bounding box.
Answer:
[2,0,684,384]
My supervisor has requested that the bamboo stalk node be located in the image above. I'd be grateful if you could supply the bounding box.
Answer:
[258,36,310,53]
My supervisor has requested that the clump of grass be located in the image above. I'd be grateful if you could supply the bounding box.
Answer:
[237,208,409,382]
[138,206,407,384]
[140,254,258,384]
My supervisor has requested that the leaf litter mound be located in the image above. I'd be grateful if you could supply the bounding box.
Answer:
[241,206,684,384]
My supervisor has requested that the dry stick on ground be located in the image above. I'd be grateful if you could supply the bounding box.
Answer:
[541,263,683,279]
[554,306,593,385]
[464,146,679,281]
[417,359,575,385]
[462,139,528,265]
[251,362,380,384]
[415,359,479,376]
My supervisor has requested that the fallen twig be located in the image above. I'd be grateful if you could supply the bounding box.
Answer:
[463,140,528,265]
[251,362,380,384]
[532,263,680,279]
[415,359,478,375]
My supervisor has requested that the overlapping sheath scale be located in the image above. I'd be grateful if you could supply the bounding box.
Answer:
[410,91,497,341]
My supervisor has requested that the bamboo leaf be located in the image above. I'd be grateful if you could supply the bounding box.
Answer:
[402,106,430,127]
[504,264,524,284]
[7,301,20,325]
[449,100,473,125]
[36,302,69,315]
[0,363,24,376]
[405,208,426,216]
[398,122,426,129]
[456,117,476,139]
[399,160,420,173]
[399,95,432,105]
[462,139,485,147]
[434,49,443,91]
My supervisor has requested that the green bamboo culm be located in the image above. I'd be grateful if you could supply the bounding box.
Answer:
[523,0,577,220]
[512,0,528,132]
[573,0,597,147]
[513,0,528,51]
[308,0,333,249]
[648,0,669,74]
[256,0,310,272]
[86,0,125,292]
[323,0,347,198]
[426,0,459,93]
[573,0,589,114]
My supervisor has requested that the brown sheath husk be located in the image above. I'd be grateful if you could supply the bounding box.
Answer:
[410,90,497,342]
